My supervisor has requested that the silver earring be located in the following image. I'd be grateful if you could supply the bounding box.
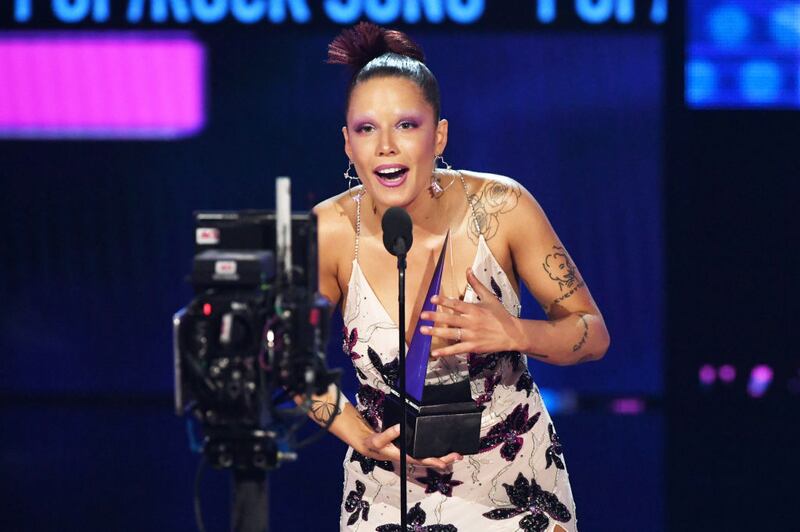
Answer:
[434,154,452,171]
[344,160,365,201]
[430,154,455,198]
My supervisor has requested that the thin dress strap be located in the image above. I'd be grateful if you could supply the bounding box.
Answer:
[353,192,362,262]
[458,171,482,237]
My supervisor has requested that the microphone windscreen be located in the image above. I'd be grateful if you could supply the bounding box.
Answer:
[381,207,413,256]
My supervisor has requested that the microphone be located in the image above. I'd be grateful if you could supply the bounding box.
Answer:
[380,205,413,530]
[381,207,413,257]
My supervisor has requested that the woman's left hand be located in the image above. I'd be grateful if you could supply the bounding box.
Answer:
[420,268,523,357]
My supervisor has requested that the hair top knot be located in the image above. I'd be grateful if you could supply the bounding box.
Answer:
[327,21,425,72]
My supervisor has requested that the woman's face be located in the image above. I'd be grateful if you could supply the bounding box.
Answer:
[343,76,447,210]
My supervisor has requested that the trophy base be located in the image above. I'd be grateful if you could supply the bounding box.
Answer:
[382,380,483,459]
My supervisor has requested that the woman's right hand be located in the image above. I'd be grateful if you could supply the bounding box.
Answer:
[360,424,464,473]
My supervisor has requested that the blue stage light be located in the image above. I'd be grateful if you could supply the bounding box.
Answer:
[539,387,561,413]
[747,364,774,398]
[14,0,32,22]
[739,60,782,103]
[536,0,556,23]
[768,3,800,47]
[445,0,484,24]
[686,60,718,104]
[324,0,361,23]
[708,4,752,48]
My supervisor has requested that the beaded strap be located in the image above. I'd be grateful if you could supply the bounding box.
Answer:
[353,191,362,262]
[458,171,482,237]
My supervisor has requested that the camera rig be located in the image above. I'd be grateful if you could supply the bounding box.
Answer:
[173,178,340,531]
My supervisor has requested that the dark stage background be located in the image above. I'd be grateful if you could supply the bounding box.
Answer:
[1,1,796,531]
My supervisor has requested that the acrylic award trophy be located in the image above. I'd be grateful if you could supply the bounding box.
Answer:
[382,232,484,458]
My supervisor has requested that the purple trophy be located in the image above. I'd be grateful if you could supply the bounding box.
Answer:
[404,231,449,402]
[382,230,483,458]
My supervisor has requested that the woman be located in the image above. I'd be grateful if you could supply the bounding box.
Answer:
[310,22,610,532]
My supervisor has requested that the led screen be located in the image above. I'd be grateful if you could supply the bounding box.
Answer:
[687,1,800,108]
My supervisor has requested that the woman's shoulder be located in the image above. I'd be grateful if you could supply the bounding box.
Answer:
[459,169,521,188]
[458,170,537,220]
[312,188,360,233]
[312,190,361,299]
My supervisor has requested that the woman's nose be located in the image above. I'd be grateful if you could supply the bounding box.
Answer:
[377,131,398,156]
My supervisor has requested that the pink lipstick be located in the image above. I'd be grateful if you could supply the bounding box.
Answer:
[374,164,409,188]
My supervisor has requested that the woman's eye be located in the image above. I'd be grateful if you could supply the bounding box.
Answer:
[398,121,417,130]
[356,124,374,133]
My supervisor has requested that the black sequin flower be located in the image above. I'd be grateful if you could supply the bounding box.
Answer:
[516,371,533,397]
[376,502,458,531]
[415,468,463,497]
[490,277,503,300]
[482,472,571,531]
[356,384,385,431]
[545,423,565,470]
[368,346,399,387]
[350,449,393,474]
[343,326,360,360]
[344,480,370,526]
[479,403,541,461]
[475,374,501,407]
[468,351,520,378]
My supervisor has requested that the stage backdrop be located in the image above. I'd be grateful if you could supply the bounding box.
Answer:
[0,27,663,399]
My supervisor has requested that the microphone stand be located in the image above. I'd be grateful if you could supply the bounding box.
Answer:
[396,250,409,531]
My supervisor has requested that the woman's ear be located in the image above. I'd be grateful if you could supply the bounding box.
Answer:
[342,126,353,161]
[435,118,449,155]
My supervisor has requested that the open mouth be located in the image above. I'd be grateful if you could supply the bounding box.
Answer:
[374,165,409,187]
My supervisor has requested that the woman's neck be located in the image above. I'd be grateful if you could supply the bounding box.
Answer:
[368,188,451,239]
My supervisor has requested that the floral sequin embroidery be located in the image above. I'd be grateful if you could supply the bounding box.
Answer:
[482,472,571,532]
[343,326,360,360]
[478,403,541,461]
[344,480,370,526]
[545,423,565,470]
[376,502,458,531]
[350,449,394,474]
[490,277,503,300]
[355,383,385,431]
[368,346,399,387]
[516,371,533,397]
[475,374,501,407]
[415,468,464,497]
[468,351,519,378]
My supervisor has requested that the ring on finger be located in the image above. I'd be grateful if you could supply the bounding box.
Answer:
[456,328,462,342]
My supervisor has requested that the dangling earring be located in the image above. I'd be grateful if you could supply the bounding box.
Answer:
[430,154,456,198]
[344,160,365,201]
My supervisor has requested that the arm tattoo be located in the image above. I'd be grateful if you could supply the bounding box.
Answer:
[571,314,589,352]
[543,245,585,313]
[466,179,521,244]
[310,398,340,424]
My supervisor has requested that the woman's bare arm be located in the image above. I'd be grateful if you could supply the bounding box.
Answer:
[420,175,610,366]
[504,179,611,365]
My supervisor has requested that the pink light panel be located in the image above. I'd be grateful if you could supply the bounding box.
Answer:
[0,33,205,139]
[610,397,646,415]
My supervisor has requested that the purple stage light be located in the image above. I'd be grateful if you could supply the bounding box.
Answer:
[718,364,736,383]
[0,32,205,139]
[747,364,774,398]
[610,397,645,415]
[699,364,716,385]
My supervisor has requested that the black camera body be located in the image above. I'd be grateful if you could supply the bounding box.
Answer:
[174,208,337,472]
